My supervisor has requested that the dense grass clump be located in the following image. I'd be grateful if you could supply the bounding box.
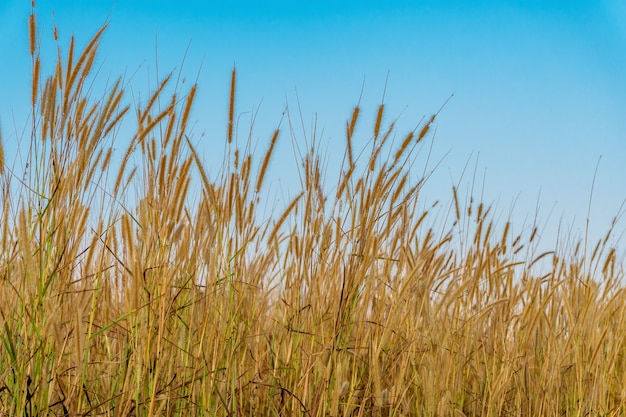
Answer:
[0,7,625,417]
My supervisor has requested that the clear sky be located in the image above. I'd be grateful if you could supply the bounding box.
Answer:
[1,1,626,254]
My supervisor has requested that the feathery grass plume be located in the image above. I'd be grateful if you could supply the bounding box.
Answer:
[184,134,218,212]
[101,147,113,172]
[32,58,40,107]
[336,163,355,200]
[29,6,40,145]
[96,79,128,139]
[162,97,178,148]
[101,101,129,140]
[138,72,173,125]
[228,66,236,144]
[268,191,303,244]
[28,12,36,57]
[393,131,414,166]
[529,226,538,243]
[602,247,616,277]
[399,101,445,167]
[452,185,461,221]
[418,114,436,141]
[501,221,510,253]
[389,173,408,208]
[241,150,252,184]
[113,136,139,198]
[346,105,359,166]
[373,103,384,139]
[171,160,192,218]
[65,35,74,91]
[368,119,396,172]
[255,129,279,193]
[137,100,174,144]
[373,72,390,141]
[175,84,197,146]
[236,156,252,226]
[157,152,168,198]
[64,26,106,116]
[41,76,57,140]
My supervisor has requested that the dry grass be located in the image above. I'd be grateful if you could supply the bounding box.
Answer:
[0,7,625,417]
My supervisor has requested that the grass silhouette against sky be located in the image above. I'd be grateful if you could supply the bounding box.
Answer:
[1,0,625,248]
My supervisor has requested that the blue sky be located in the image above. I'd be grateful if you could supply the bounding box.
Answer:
[1,1,626,253]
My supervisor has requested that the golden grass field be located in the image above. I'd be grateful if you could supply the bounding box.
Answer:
[0,7,625,417]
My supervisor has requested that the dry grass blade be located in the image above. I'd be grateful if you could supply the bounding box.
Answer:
[1,10,625,417]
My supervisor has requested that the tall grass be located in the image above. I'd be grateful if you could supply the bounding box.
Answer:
[0,7,625,417]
